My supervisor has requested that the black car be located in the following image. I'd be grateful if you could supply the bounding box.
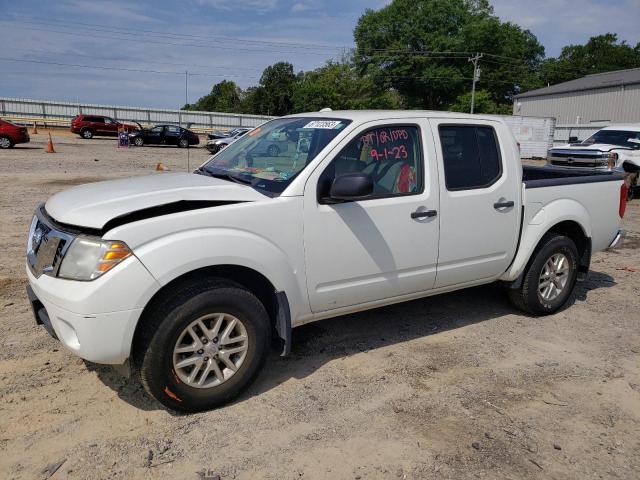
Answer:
[129,124,200,147]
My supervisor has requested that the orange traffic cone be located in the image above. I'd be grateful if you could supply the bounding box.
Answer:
[45,133,56,153]
[32,122,38,134]
[155,162,169,171]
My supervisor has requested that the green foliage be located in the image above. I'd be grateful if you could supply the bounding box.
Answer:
[255,62,297,116]
[292,62,401,112]
[353,0,544,110]
[183,80,242,113]
[539,34,640,85]
[182,2,640,117]
[448,89,511,114]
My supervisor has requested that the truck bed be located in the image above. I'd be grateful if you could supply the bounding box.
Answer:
[523,165,623,189]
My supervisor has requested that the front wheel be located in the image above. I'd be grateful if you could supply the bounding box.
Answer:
[508,233,579,315]
[0,136,13,149]
[133,278,271,412]
[133,137,144,147]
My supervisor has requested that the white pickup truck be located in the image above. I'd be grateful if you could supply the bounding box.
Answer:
[548,124,640,196]
[26,111,627,412]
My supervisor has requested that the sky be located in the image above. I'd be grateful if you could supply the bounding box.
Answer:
[0,0,639,109]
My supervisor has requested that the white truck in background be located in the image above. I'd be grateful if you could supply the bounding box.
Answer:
[26,111,627,412]
[548,125,640,197]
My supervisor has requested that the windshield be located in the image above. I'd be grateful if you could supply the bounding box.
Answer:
[200,117,351,195]
[582,129,640,148]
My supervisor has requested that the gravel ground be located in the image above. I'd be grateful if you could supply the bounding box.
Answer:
[1,130,639,480]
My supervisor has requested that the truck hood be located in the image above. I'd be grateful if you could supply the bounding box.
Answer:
[45,172,267,230]
[553,143,629,152]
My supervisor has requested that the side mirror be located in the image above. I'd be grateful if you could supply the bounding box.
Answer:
[327,173,374,203]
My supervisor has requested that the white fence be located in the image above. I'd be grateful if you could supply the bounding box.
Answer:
[0,97,274,131]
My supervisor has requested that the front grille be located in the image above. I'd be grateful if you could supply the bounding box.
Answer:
[27,208,75,278]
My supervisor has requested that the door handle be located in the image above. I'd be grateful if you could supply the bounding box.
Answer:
[411,209,437,219]
[493,200,514,209]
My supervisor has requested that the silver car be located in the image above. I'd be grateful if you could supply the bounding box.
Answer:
[205,128,251,154]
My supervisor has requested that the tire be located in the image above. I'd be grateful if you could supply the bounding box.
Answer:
[508,233,579,315]
[133,137,144,147]
[178,138,189,148]
[81,128,94,139]
[0,136,13,149]
[132,278,271,412]
[267,144,280,156]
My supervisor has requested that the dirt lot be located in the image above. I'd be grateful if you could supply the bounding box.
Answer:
[1,130,639,480]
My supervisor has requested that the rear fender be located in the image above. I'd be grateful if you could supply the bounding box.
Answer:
[500,198,591,283]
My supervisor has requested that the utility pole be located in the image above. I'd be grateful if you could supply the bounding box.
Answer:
[185,70,190,172]
[468,53,483,114]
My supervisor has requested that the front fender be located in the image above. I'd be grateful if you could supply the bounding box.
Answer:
[500,198,591,282]
[133,228,307,319]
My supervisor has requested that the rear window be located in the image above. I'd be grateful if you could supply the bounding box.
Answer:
[439,125,502,190]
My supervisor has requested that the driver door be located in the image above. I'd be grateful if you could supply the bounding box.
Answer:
[303,120,440,313]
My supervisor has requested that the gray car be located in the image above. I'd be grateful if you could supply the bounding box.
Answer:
[205,128,251,154]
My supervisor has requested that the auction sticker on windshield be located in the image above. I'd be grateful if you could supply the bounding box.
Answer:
[303,120,344,129]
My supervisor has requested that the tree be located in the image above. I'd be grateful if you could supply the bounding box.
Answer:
[293,61,401,112]
[183,80,242,112]
[353,0,544,110]
[448,89,511,114]
[539,34,640,86]
[256,62,297,116]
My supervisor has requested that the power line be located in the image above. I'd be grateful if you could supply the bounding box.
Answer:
[10,16,346,51]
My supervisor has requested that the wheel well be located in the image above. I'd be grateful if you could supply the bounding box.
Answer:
[622,161,640,173]
[546,220,591,275]
[133,265,280,353]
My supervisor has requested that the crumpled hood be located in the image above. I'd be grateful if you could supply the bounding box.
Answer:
[45,172,267,229]
[555,143,628,152]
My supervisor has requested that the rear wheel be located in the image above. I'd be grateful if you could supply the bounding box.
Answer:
[133,278,271,412]
[178,138,189,148]
[81,128,94,139]
[508,233,579,315]
[0,136,13,149]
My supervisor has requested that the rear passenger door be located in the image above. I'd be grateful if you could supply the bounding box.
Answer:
[430,119,521,288]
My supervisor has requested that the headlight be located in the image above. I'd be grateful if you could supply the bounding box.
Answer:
[58,237,132,281]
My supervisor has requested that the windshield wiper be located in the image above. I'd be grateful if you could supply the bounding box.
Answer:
[199,168,253,186]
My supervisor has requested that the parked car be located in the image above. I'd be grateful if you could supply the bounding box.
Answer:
[129,124,200,147]
[547,125,640,198]
[26,111,626,412]
[207,128,248,141]
[205,128,250,153]
[70,115,139,139]
[0,119,30,148]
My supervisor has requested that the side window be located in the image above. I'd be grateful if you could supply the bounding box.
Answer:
[166,126,180,133]
[439,125,502,190]
[318,125,423,200]
[103,117,113,124]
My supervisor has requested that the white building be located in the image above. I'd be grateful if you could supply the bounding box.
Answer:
[513,68,640,124]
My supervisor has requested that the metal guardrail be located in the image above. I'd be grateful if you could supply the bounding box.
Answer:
[0,97,274,132]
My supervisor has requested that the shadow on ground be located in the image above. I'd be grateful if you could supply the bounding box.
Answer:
[89,271,616,412]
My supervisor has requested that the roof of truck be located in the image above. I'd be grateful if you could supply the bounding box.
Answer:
[288,110,501,122]
[600,124,640,131]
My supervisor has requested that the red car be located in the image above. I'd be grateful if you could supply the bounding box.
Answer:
[0,119,30,149]
[70,115,139,139]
